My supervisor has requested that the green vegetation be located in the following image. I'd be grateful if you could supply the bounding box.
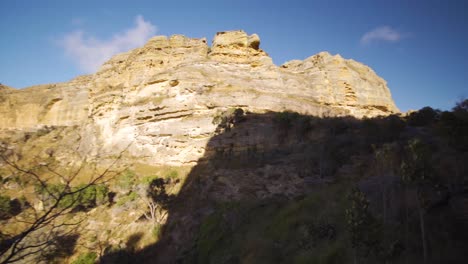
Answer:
[274,110,302,128]
[274,111,313,136]
[0,194,12,219]
[407,107,439,126]
[152,224,162,239]
[72,252,97,264]
[139,169,178,185]
[140,175,158,185]
[116,191,138,206]
[2,99,467,263]
[34,183,109,209]
[212,108,245,132]
[193,184,350,264]
[165,170,178,180]
[174,99,468,263]
[117,169,137,190]
[346,188,383,262]
[75,184,109,208]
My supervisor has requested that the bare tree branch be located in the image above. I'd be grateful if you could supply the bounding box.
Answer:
[0,144,130,264]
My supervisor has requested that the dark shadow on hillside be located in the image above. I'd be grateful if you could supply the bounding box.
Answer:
[100,109,468,264]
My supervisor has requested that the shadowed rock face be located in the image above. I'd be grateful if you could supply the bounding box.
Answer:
[97,111,468,264]
[0,30,399,165]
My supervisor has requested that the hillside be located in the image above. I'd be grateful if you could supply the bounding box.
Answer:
[1,30,467,264]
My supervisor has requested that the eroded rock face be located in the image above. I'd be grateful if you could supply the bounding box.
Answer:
[281,52,397,114]
[0,77,90,129]
[0,30,399,165]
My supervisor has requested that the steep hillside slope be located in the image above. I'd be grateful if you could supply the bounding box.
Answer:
[98,107,468,264]
[3,30,443,264]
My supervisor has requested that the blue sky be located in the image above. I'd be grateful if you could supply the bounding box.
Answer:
[0,0,467,111]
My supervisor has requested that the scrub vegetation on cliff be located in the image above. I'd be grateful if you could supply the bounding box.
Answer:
[1,99,466,263]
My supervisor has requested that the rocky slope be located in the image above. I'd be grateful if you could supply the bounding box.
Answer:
[0,30,399,165]
[2,31,468,264]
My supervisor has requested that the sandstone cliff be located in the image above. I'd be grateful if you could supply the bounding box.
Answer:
[5,31,465,264]
[0,30,399,165]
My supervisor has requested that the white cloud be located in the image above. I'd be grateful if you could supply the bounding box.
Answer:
[360,26,401,45]
[61,15,157,73]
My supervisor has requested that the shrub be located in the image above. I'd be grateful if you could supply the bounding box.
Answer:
[34,183,108,209]
[212,108,245,131]
[35,183,73,207]
[274,111,301,129]
[94,185,109,205]
[345,188,382,258]
[361,115,406,143]
[141,175,158,185]
[274,111,313,139]
[407,106,439,126]
[453,98,468,114]
[0,194,12,219]
[72,252,97,264]
[75,184,109,208]
[117,169,136,191]
[438,104,468,150]
[116,191,138,206]
[152,224,162,239]
[166,170,178,180]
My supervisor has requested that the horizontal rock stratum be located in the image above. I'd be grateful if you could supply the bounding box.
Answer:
[0,30,399,165]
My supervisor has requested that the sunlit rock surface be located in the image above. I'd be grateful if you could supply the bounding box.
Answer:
[0,30,399,165]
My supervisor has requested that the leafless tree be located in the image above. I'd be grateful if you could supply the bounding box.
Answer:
[0,144,126,264]
[137,178,175,226]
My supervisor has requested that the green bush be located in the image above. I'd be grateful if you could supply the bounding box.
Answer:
[438,103,468,151]
[345,188,382,259]
[407,106,439,126]
[0,194,12,219]
[116,191,138,206]
[117,169,136,190]
[95,185,109,205]
[75,184,109,208]
[152,224,162,239]
[140,175,158,185]
[34,183,108,209]
[35,183,72,207]
[72,252,97,264]
[274,111,312,136]
[274,111,301,128]
[166,170,178,180]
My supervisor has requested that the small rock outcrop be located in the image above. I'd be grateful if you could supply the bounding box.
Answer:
[209,30,272,66]
[0,30,399,165]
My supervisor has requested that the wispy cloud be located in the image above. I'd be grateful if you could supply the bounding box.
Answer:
[360,26,402,45]
[71,17,85,26]
[60,15,157,73]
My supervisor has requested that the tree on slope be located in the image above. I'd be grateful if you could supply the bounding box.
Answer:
[0,145,124,264]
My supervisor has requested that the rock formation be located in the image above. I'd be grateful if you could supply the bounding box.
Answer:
[0,30,399,165]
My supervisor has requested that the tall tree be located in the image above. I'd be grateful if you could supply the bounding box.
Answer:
[401,138,433,264]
